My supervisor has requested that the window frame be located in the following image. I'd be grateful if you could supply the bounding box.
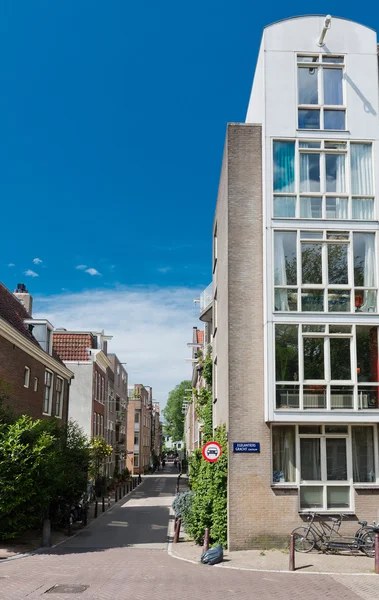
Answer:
[24,366,30,388]
[271,424,379,512]
[297,54,346,131]
[273,229,378,314]
[275,323,379,411]
[34,376,39,392]
[43,370,53,415]
[55,376,64,418]
[273,139,375,221]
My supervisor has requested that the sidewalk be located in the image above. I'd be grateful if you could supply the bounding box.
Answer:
[170,528,376,575]
[0,477,142,560]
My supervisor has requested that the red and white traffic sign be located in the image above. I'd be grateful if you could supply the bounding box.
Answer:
[202,441,222,463]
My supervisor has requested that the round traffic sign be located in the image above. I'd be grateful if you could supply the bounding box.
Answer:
[202,441,222,463]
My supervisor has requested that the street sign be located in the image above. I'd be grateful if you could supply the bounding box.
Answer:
[202,441,222,463]
[233,442,260,453]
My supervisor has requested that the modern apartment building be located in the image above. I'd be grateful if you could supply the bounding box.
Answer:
[211,15,379,549]
[0,282,73,422]
[127,384,152,474]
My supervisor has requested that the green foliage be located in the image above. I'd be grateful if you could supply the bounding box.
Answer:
[188,448,202,490]
[172,491,195,528]
[89,436,113,478]
[163,380,191,441]
[0,417,90,539]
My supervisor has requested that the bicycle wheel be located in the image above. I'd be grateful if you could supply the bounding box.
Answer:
[291,527,316,553]
[360,530,375,557]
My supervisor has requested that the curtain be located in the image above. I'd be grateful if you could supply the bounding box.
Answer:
[273,142,295,192]
[274,232,289,310]
[351,144,373,195]
[335,154,346,193]
[300,438,321,481]
[273,426,296,482]
[362,233,376,311]
[300,153,320,193]
[352,198,374,220]
[300,196,313,218]
[335,197,348,218]
[352,427,375,482]
[274,196,296,218]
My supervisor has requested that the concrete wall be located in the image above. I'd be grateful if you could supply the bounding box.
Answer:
[65,363,93,439]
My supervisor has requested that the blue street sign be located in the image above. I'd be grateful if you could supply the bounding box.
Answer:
[233,442,260,453]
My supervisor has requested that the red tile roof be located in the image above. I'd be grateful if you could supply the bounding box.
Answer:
[53,333,94,361]
[197,330,204,344]
[0,282,40,346]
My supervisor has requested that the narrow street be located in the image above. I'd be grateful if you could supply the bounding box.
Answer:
[0,466,367,599]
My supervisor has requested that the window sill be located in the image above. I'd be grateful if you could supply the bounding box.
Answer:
[353,484,379,489]
[297,129,350,134]
[271,484,298,489]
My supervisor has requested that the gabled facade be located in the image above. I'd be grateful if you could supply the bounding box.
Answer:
[127,384,152,474]
[0,282,73,422]
[212,15,379,549]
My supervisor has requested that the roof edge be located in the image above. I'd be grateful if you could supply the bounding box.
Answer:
[264,15,375,34]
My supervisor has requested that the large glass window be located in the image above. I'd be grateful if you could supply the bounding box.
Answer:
[272,425,377,511]
[297,55,345,130]
[275,324,379,410]
[274,230,377,313]
[273,140,374,220]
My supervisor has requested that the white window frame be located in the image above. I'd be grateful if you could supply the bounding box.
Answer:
[271,424,379,513]
[43,370,53,415]
[24,366,30,388]
[273,139,375,221]
[134,453,139,468]
[34,376,39,392]
[55,377,64,418]
[297,54,346,131]
[275,323,379,412]
[273,229,378,314]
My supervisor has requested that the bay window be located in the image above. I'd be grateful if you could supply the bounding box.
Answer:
[272,425,379,511]
[275,324,379,410]
[274,230,377,313]
[273,140,374,220]
[297,55,345,130]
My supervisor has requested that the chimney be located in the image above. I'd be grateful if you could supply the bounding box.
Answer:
[14,283,33,316]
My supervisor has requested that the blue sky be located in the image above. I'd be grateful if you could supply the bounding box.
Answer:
[1,1,378,406]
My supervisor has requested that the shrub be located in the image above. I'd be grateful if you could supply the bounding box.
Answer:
[172,491,195,528]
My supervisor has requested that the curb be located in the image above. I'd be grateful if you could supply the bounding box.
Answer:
[0,478,145,565]
[166,508,377,577]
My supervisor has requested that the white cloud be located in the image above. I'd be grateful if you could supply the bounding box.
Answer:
[33,258,43,264]
[8,263,15,267]
[33,286,201,410]
[76,265,87,270]
[85,268,101,276]
[25,269,39,277]
[157,266,172,274]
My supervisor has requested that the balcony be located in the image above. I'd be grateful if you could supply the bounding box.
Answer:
[199,283,212,323]
[116,410,125,423]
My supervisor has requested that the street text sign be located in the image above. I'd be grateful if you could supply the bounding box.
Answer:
[233,442,260,453]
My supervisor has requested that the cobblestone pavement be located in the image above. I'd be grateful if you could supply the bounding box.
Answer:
[0,465,377,599]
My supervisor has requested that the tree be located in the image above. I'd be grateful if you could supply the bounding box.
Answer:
[89,436,113,495]
[0,416,90,539]
[163,380,191,441]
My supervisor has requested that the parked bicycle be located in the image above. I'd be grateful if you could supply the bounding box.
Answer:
[291,512,378,556]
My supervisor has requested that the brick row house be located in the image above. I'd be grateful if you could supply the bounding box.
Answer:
[52,330,129,478]
[0,283,73,421]
[127,384,155,474]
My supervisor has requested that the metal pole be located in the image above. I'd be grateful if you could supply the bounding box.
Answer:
[94,500,98,519]
[375,533,379,574]
[108,493,110,508]
[289,534,295,571]
[102,496,105,513]
[203,528,210,553]
[173,518,181,543]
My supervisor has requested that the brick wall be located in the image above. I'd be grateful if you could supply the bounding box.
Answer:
[0,335,69,423]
